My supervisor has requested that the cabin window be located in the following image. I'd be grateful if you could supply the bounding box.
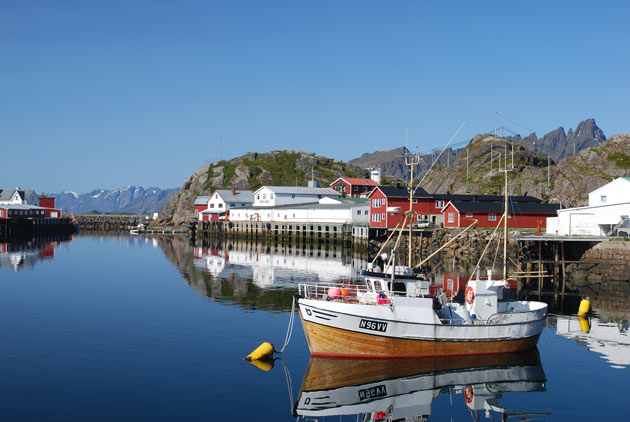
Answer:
[601,195,607,203]
[489,213,497,221]
[374,281,382,291]
[292,194,295,198]
[466,213,473,218]
[447,212,455,223]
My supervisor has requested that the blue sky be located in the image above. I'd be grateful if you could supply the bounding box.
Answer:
[1,0,628,193]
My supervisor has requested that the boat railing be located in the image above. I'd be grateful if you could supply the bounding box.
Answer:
[299,282,372,303]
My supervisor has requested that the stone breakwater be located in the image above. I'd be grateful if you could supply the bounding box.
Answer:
[371,230,522,270]
[75,214,146,231]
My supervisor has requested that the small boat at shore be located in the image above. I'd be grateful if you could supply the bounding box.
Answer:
[297,165,548,358]
[294,350,547,420]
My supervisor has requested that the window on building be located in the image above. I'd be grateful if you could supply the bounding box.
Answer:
[413,199,418,204]
[372,213,381,222]
[230,203,235,207]
[292,194,295,198]
[218,203,223,208]
[0,210,3,217]
[364,210,368,215]
[601,195,607,203]
[448,212,455,223]
[256,195,260,200]
[466,213,473,218]
[270,194,274,199]
[417,214,422,221]
[262,194,267,199]
[353,186,358,192]
[317,195,322,199]
[381,213,385,220]
[372,198,381,207]
[357,210,361,215]
[210,204,214,208]
[435,200,444,209]
[489,213,497,221]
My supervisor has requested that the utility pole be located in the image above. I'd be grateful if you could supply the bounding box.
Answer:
[547,154,550,189]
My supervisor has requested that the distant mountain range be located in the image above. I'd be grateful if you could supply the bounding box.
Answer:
[49,186,178,214]
[349,119,606,179]
[508,118,606,162]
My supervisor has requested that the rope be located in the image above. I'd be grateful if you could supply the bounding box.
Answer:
[278,296,296,354]
[277,358,294,415]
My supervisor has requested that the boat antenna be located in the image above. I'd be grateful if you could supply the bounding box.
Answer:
[412,120,467,195]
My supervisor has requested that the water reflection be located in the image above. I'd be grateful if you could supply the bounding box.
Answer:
[294,350,548,421]
[554,315,630,369]
[0,235,73,272]
[193,241,367,287]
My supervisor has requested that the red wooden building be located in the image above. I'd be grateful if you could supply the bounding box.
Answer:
[330,177,380,198]
[367,186,430,229]
[442,201,560,229]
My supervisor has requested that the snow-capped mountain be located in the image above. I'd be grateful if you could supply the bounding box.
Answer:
[49,186,179,214]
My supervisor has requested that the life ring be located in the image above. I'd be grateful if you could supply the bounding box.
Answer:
[465,286,475,304]
[463,385,474,404]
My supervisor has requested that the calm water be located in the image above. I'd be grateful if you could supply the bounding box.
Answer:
[1,235,628,421]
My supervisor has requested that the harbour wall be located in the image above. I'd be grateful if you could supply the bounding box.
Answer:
[195,220,360,247]
[74,214,149,231]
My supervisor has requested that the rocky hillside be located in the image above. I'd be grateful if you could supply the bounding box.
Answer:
[350,119,604,180]
[51,186,178,214]
[421,133,630,207]
[157,150,373,227]
[349,146,458,180]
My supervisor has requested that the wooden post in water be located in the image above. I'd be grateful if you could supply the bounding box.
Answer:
[561,241,567,314]
[538,242,542,299]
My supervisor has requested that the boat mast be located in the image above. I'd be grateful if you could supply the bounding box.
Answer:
[405,152,420,268]
[503,168,508,280]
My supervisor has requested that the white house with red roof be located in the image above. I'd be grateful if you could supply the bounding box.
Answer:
[330,177,380,198]
[197,188,254,222]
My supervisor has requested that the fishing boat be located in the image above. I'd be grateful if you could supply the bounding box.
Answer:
[296,165,548,358]
[294,351,547,420]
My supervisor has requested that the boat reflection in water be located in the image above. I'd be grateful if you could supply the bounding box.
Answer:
[294,350,548,421]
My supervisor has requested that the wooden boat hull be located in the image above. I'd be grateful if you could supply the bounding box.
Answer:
[301,314,541,358]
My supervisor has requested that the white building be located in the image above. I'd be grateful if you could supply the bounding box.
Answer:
[253,186,341,207]
[229,197,369,226]
[198,189,254,221]
[547,177,630,236]
[0,188,39,205]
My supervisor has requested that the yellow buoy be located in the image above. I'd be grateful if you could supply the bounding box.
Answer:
[245,341,275,361]
[578,297,591,317]
[247,357,274,371]
[578,316,591,334]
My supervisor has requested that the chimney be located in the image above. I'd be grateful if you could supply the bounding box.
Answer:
[232,187,237,196]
